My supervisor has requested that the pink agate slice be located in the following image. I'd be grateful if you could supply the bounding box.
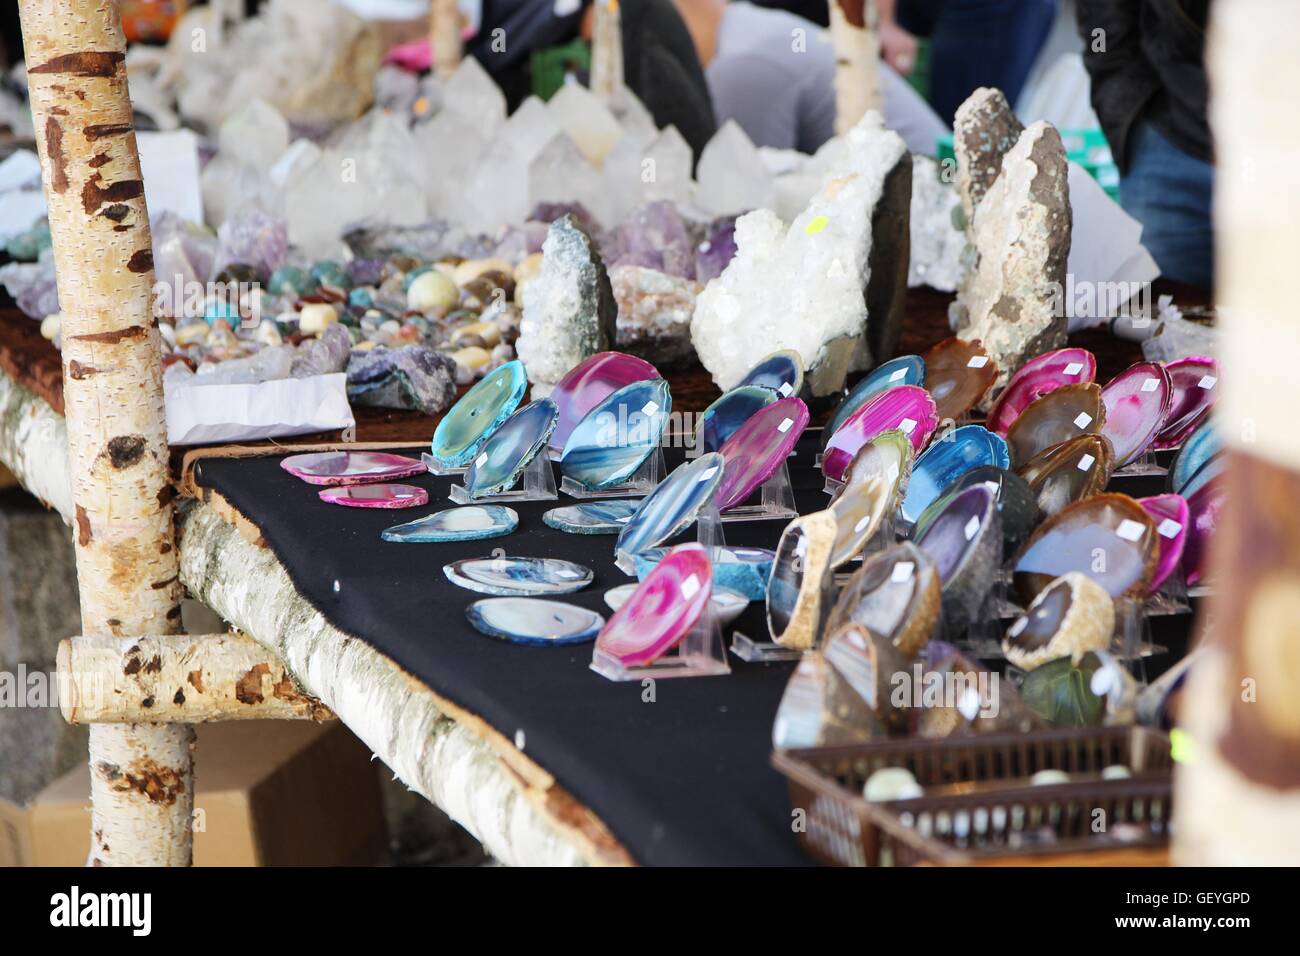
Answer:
[595,543,713,666]
[1100,362,1173,466]
[1139,493,1190,592]
[986,348,1097,436]
[281,451,426,486]
[547,352,660,452]
[1183,480,1224,586]
[318,483,429,509]
[715,396,810,511]
[1153,356,1218,450]
[822,385,937,482]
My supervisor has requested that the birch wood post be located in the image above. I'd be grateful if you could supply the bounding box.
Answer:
[430,0,462,81]
[829,0,884,135]
[1174,0,1300,865]
[590,0,624,100]
[18,0,194,867]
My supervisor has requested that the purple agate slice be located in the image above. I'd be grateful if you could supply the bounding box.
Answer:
[1184,480,1224,586]
[281,451,426,486]
[1100,362,1173,466]
[986,347,1097,437]
[1153,356,1218,450]
[822,385,938,482]
[715,396,810,511]
[595,543,713,666]
[1139,493,1190,592]
[318,483,429,509]
[547,351,660,453]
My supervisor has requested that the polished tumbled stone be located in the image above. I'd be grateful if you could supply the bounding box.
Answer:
[616,452,725,557]
[466,597,604,645]
[543,500,640,535]
[429,359,528,467]
[899,424,1009,525]
[443,555,593,596]
[463,398,558,497]
[382,505,518,542]
[560,377,672,489]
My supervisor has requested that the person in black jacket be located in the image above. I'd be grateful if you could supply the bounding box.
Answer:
[1077,1,1213,288]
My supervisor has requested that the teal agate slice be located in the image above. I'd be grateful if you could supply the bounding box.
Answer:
[696,387,777,453]
[430,360,527,468]
[631,545,775,601]
[463,398,558,498]
[543,500,640,534]
[615,452,725,558]
[559,378,672,489]
[466,598,604,645]
[382,505,518,543]
[899,424,1010,525]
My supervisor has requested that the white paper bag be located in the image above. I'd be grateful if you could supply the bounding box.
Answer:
[165,373,354,446]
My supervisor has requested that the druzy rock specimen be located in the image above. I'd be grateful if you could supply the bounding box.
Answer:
[346,346,457,415]
[517,214,617,398]
[610,265,700,367]
[908,154,967,292]
[952,88,1025,234]
[956,121,1072,391]
[691,113,910,396]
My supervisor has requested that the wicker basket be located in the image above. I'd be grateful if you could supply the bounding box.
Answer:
[773,727,1173,866]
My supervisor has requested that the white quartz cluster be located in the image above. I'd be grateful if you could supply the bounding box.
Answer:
[690,113,908,395]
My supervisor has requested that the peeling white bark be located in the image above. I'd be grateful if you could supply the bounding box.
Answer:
[590,0,624,100]
[0,373,72,520]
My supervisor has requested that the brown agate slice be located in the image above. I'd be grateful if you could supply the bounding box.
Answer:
[826,541,940,657]
[1016,433,1116,517]
[922,337,998,421]
[1011,493,1159,605]
[1005,382,1105,469]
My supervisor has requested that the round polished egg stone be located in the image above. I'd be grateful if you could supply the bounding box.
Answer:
[1012,493,1159,605]
[1138,493,1189,592]
[921,337,997,422]
[986,347,1097,436]
[463,398,558,497]
[913,464,1039,557]
[767,510,839,650]
[310,260,352,291]
[696,386,777,453]
[430,360,528,468]
[1017,433,1116,517]
[825,540,941,656]
[822,385,938,482]
[1006,382,1106,468]
[268,265,315,297]
[736,348,804,399]
[822,355,925,447]
[899,424,1009,525]
[915,482,1002,630]
[547,351,660,453]
[1001,572,1114,671]
[1153,356,1217,449]
[1099,361,1172,466]
[560,377,672,489]
[382,505,518,543]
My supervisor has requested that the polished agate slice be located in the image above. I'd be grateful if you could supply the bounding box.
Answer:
[1169,419,1221,494]
[543,500,640,535]
[1138,493,1189,592]
[429,360,527,467]
[915,482,1002,629]
[319,483,428,508]
[767,510,838,650]
[1178,450,1225,502]
[830,429,913,508]
[595,543,713,666]
[1099,361,1173,466]
[282,451,425,486]
[1005,382,1105,468]
[560,377,671,489]
[823,355,925,446]
[382,505,518,542]
[829,474,894,567]
[443,555,593,596]
[822,385,938,482]
[1002,572,1114,670]
[899,424,1009,525]
[615,452,724,558]
[1017,433,1116,517]
[1153,356,1217,450]
[465,598,604,645]
[914,465,1039,557]
[605,582,748,627]
[1183,479,1223,586]
[464,398,558,497]
[1021,651,1137,728]
[631,545,774,602]
[922,337,997,421]
[715,396,809,510]
[908,640,1038,737]
[986,347,1097,436]
[1012,493,1159,604]
[547,351,659,453]
[696,386,776,453]
[737,348,804,398]
[826,541,941,656]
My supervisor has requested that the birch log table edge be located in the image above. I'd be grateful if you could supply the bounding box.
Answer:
[0,368,632,867]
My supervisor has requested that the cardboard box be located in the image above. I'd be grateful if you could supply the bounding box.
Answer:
[0,720,387,866]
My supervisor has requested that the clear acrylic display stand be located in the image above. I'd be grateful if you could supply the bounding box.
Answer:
[720,461,798,522]
[1143,565,1191,617]
[421,452,466,477]
[823,474,843,497]
[448,451,557,503]
[590,600,730,681]
[560,447,665,500]
[1112,448,1167,478]
[1111,596,1162,668]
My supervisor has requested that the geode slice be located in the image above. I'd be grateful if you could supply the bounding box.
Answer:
[823,355,925,447]
[1138,493,1190,592]
[907,640,1038,737]
[915,483,1002,631]
[826,541,941,657]
[767,510,839,650]
[1017,433,1116,517]
[1002,572,1114,671]
[921,337,998,422]
[346,345,458,415]
[900,424,1010,526]
[1005,382,1106,469]
[822,385,938,482]
[952,87,1025,233]
[516,214,618,397]
[956,121,1071,391]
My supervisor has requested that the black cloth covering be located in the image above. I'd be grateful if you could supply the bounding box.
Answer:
[196,439,837,866]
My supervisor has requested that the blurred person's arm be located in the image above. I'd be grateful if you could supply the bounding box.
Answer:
[875,0,919,74]
[1075,0,1161,166]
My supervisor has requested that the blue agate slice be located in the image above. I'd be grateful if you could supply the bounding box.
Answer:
[465,598,604,645]
[899,424,1010,525]
[382,505,518,543]
[824,355,926,445]
[696,387,777,453]
[615,452,725,558]
[559,378,672,489]
[463,398,557,498]
[430,360,528,467]
[543,500,640,534]
[737,349,804,398]
[443,556,593,595]
[630,545,775,601]
[1169,420,1221,495]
